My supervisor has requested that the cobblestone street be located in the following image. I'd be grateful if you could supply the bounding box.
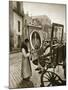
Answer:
[9,52,65,89]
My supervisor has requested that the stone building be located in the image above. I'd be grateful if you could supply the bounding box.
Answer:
[24,14,42,39]
[9,1,24,51]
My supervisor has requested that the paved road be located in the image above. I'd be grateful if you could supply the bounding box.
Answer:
[9,52,65,88]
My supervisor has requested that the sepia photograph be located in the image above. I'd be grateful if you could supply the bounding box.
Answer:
[9,1,66,89]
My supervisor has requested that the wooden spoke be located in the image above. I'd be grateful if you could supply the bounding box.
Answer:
[47,83,52,86]
[43,76,49,80]
[48,72,52,78]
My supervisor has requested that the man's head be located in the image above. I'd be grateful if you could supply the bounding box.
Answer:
[25,38,29,44]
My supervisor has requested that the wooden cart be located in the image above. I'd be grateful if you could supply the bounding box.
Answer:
[30,23,66,87]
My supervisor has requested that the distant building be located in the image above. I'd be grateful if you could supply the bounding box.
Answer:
[32,15,52,39]
[9,1,24,51]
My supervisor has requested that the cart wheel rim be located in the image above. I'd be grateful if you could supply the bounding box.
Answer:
[41,70,63,87]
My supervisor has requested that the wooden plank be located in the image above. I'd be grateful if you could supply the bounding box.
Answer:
[9,61,22,88]
[10,72,17,88]
[9,74,15,88]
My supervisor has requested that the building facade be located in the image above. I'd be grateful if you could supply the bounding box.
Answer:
[9,1,24,51]
[24,15,52,42]
[24,15,42,39]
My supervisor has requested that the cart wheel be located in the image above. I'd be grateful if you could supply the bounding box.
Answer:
[40,70,63,87]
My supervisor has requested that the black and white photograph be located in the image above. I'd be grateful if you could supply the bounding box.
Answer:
[9,1,66,89]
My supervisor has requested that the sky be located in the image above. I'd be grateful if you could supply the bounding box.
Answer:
[23,2,66,31]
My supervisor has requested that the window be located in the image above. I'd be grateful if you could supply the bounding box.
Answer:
[18,21,20,32]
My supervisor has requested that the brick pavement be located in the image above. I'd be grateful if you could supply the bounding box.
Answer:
[9,52,41,88]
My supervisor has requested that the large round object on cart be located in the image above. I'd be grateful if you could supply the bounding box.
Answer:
[30,30,42,63]
[30,30,48,50]
[30,30,42,50]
